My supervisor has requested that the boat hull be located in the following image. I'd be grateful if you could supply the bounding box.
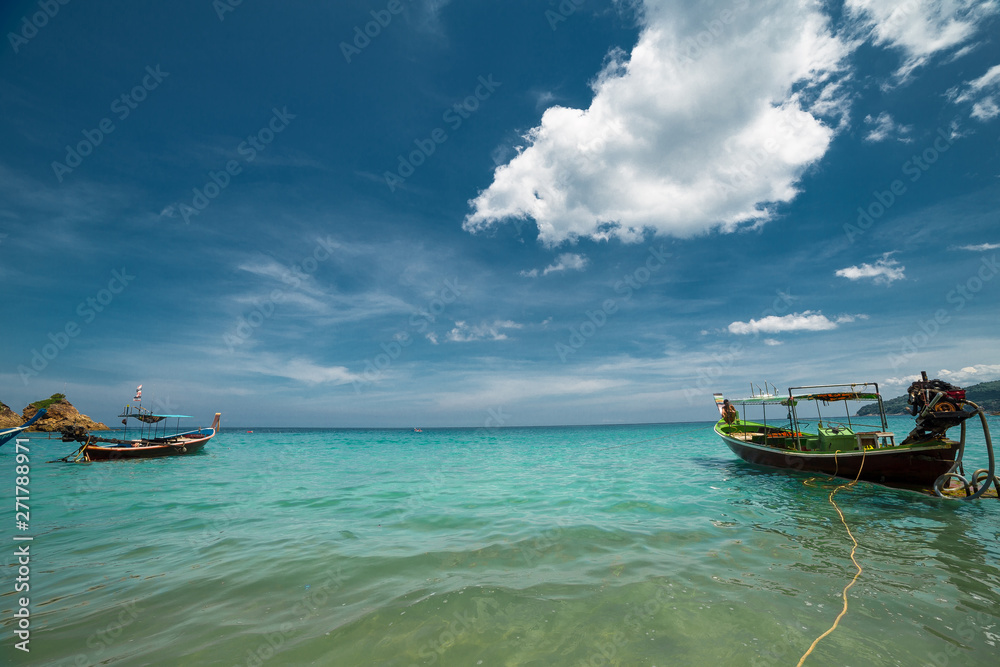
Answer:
[82,430,214,461]
[0,409,47,447]
[716,425,959,486]
[0,426,27,448]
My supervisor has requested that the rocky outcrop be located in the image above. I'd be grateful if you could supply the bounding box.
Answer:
[0,401,23,429]
[21,398,108,432]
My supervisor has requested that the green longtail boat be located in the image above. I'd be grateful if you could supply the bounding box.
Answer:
[713,373,997,499]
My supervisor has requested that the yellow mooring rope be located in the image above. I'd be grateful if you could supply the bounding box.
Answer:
[796,451,866,666]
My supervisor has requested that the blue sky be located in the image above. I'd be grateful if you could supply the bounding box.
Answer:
[2,0,998,427]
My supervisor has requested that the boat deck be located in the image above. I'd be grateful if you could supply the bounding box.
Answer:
[720,421,899,453]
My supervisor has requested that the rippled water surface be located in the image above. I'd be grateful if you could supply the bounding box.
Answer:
[4,417,999,665]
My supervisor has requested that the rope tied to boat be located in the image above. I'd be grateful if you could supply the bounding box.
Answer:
[932,400,997,500]
[48,434,93,463]
[797,450,866,666]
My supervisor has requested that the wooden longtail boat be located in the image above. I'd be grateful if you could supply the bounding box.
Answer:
[713,375,996,497]
[0,409,46,448]
[60,407,221,462]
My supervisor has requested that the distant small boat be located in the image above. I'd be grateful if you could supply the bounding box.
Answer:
[0,409,46,448]
[59,404,220,462]
[714,373,996,497]
[413,428,423,432]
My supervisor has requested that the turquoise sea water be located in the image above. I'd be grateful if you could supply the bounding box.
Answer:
[3,417,999,666]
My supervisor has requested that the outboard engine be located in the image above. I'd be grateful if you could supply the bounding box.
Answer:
[60,425,89,442]
[899,371,997,500]
[902,372,974,443]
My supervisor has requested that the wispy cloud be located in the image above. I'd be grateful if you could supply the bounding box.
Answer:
[244,354,363,385]
[949,63,1000,120]
[413,0,453,35]
[835,252,905,285]
[863,111,913,142]
[236,255,328,298]
[465,1,851,245]
[953,242,1000,251]
[845,0,999,81]
[0,161,136,249]
[428,373,629,412]
[226,238,452,326]
[519,252,588,278]
[446,320,523,342]
[728,311,866,335]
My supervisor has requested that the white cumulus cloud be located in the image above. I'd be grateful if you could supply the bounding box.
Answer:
[464,0,851,246]
[970,97,1000,120]
[886,365,1000,388]
[884,374,923,386]
[728,311,865,335]
[938,364,1000,384]
[835,252,906,285]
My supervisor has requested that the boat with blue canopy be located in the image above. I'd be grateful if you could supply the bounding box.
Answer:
[57,389,220,461]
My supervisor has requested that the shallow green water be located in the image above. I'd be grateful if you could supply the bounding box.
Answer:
[3,418,999,665]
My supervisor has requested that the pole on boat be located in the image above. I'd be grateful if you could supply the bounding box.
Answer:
[874,383,888,432]
[789,389,802,451]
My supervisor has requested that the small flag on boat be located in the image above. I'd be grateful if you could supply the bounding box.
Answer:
[134,385,142,401]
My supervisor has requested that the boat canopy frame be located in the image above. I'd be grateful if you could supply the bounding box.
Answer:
[724,382,889,451]
[118,404,193,442]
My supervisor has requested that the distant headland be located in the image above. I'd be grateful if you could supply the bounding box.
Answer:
[0,394,108,432]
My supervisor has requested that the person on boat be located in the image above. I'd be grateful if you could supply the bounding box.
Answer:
[722,399,739,424]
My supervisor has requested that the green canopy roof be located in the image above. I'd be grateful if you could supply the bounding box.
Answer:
[728,395,794,405]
